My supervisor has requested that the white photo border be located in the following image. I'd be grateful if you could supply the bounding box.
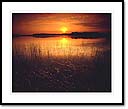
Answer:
[2,2,124,104]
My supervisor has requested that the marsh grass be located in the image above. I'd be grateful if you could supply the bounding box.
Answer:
[12,43,111,92]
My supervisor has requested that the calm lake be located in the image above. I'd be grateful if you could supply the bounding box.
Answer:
[12,36,111,92]
[13,36,110,57]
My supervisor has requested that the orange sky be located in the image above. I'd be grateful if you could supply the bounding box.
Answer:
[12,13,111,34]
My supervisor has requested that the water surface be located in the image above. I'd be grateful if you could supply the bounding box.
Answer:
[12,35,111,92]
[13,36,110,57]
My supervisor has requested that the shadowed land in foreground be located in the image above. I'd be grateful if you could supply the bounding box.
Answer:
[12,44,111,92]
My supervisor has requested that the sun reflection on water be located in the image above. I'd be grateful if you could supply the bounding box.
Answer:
[59,38,69,48]
[13,36,108,58]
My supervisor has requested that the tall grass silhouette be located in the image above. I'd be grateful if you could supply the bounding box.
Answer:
[12,43,111,92]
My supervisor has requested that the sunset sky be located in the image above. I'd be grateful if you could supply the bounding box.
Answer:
[12,13,111,34]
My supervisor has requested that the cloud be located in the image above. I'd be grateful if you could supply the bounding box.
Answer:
[74,20,111,29]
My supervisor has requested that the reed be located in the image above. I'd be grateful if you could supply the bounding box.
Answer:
[12,43,111,92]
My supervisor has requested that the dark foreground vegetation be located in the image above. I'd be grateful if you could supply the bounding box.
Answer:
[12,44,111,92]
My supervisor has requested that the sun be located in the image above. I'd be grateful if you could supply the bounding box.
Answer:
[60,27,68,33]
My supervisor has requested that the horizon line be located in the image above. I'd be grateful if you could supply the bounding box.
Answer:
[13,31,111,36]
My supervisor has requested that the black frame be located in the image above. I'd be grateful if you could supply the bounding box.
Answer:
[1,1,124,105]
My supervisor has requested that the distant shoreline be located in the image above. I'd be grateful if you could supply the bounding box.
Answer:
[13,32,110,39]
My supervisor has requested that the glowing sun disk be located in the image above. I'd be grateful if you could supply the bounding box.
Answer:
[60,27,68,33]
